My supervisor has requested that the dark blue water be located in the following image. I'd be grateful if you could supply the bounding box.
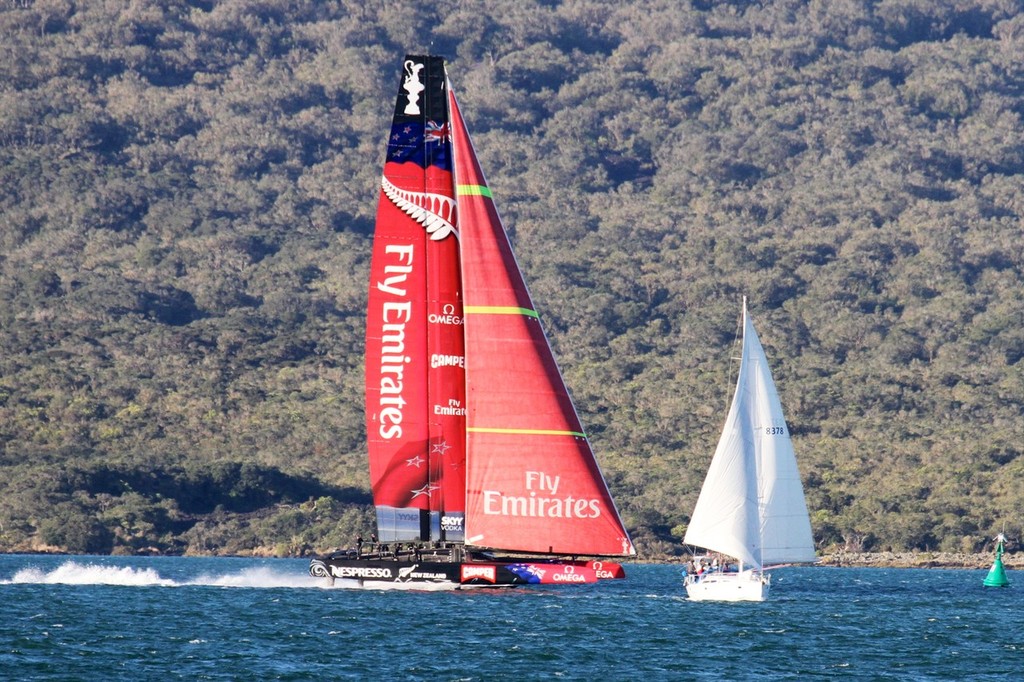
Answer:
[2,555,1021,680]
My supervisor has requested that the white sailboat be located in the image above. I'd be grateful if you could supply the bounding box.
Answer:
[683,298,816,601]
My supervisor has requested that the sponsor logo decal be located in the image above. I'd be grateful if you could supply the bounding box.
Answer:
[375,244,414,440]
[434,398,466,417]
[332,565,394,579]
[430,354,465,369]
[428,303,462,325]
[397,565,451,581]
[441,515,464,532]
[552,571,587,583]
[482,470,602,519]
[461,565,497,583]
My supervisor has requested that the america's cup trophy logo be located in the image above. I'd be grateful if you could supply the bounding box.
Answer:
[402,59,425,115]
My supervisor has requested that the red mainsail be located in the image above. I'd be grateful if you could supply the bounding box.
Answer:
[366,56,466,542]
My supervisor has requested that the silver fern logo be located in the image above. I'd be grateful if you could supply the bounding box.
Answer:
[382,175,457,240]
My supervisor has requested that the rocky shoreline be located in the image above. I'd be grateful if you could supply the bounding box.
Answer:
[817,551,1020,569]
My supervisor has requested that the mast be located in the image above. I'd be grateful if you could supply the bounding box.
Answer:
[746,297,761,572]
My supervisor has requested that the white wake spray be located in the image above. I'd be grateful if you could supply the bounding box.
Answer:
[2,560,327,589]
[3,560,479,591]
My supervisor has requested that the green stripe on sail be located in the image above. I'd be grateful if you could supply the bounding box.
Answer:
[468,426,586,438]
[457,184,492,198]
[463,305,539,318]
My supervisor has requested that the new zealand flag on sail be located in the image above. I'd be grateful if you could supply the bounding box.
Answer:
[386,120,451,171]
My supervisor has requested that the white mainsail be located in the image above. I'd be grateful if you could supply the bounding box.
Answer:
[684,298,816,570]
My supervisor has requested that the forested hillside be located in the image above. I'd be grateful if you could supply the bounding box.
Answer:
[2,0,1023,558]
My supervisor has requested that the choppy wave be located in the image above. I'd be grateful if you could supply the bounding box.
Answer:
[3,560,1023,679]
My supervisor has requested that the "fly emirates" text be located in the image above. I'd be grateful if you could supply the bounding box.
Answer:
[482,471,602,519]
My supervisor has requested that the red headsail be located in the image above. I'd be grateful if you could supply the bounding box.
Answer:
[447,83,634,557]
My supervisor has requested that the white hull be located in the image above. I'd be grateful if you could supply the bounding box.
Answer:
[684,570,770,602]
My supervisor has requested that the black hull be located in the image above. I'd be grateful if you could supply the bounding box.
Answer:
[309,548,615,587]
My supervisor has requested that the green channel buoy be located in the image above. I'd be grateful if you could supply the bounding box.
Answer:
[983,533,1010,588]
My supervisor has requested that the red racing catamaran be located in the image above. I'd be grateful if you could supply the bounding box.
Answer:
[309,55,634,587]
